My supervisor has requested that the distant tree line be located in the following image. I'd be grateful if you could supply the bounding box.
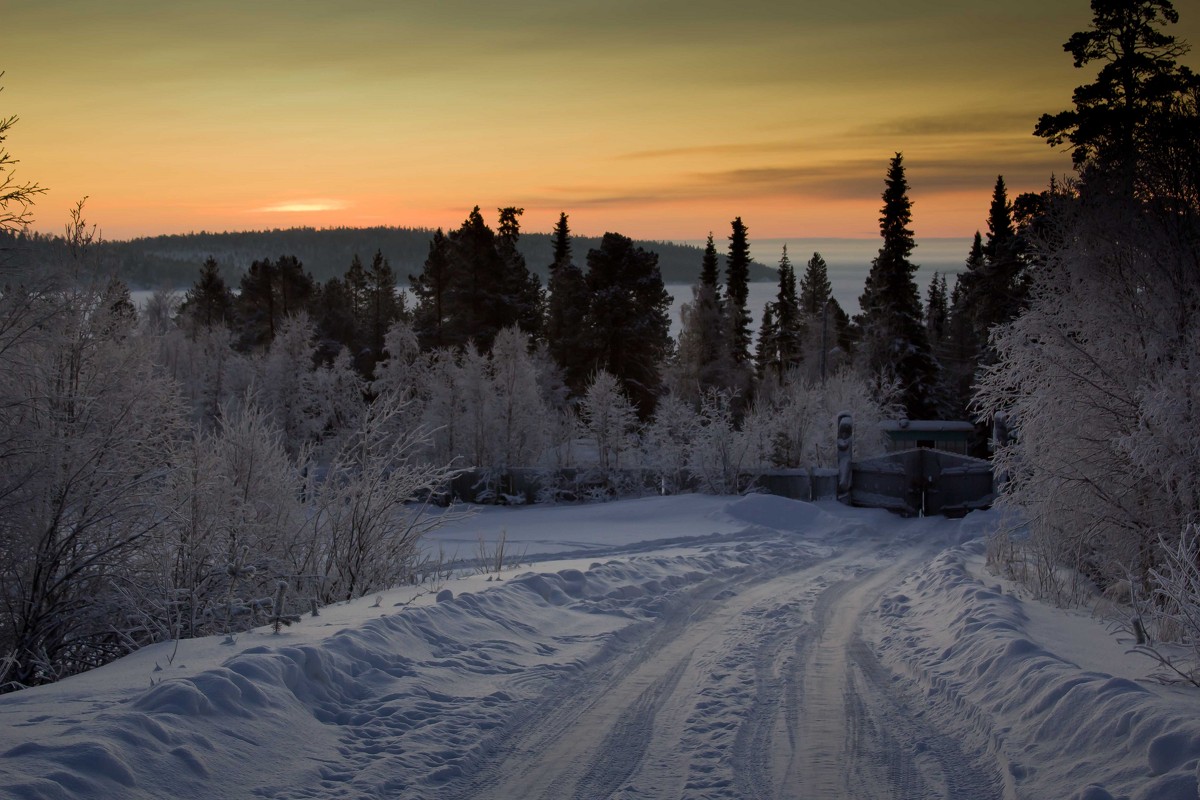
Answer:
[0,224,776,289]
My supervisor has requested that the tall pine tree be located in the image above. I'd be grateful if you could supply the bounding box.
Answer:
[410,229,451,351]
[857,153,939,418]
[675,233,733,402]
[545,212,592,396]
[799,251,832,315]
[583,233,672,418]
[181,256,234,334]
[724,217,752,365]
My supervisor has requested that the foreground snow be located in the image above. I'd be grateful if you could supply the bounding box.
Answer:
[1,496,1197,799]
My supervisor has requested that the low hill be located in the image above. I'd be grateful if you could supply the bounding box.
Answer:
[5,227,776,288]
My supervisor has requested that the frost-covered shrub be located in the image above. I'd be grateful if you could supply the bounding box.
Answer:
[976,193,1200,595]
[580,370,640,473]
[1127,525,1200,686]
[740,370,898,470]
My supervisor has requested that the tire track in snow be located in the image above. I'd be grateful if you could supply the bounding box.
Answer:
[452,564,778,800]
[844,635,1005,799]
[566,655,692,800]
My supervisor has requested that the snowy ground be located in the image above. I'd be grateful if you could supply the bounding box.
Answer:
[2,496,1198,799]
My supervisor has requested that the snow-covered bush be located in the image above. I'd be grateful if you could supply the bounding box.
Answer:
[1126,525,1200,686]
[740,370,898,470]
[687,389,754,494]
[641,393,700,493]
[580,370,640,473]
[0,273,187,690]
[976,191,1200,599]
[308,391,462,602]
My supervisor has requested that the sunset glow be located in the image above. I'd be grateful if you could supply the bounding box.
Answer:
[10,1,1195,241]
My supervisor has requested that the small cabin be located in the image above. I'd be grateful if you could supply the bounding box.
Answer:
[880,419,975,455]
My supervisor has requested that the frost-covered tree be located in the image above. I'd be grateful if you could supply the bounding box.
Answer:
[580,370,640,472]
[687,389,753,494]
[0,273,186,688]
[976,191,1200,594]
[310,391,460,602]
[490,326,548,471]
[641,393,700,493]
[673,233,732,403]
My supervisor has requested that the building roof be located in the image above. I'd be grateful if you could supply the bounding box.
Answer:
[879,420,975,441]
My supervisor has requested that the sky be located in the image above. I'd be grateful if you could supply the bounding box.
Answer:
[5,1,1196,241]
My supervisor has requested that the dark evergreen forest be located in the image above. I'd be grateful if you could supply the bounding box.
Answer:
[1,225,776,288]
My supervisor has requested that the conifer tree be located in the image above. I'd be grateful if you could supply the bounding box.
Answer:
[583,232,672,418]
[496,206,544,342]
[799,252,832,315]
[313,276,357,363]
[1034,0,1200,203]
[754,303,777,382]
[856,153,939,418]
[755,246,802,386]
[724,217,753,365]
[973,176,1026,340]
[181,256,234,333]
[674,233,733,402]
[410,228,451,351]
[943,234,986,414]
[366,250,403,360]
[344,253,369,323]
[235,255,315,350]
[924,272,949,345]
[771,246,803,376]
[545,212,592,396]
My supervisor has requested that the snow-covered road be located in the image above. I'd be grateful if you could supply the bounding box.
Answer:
[2,496,1198,799]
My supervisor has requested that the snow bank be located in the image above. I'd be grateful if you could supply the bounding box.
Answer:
[870,511,1200,800]
[0,495,828,799]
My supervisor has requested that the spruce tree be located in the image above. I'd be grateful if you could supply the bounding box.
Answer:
[924,272,949,344]
[974,176,1026,339]
[674,233,732,402]
[182,256,234,333]
[545,213,592,396]
[344,253,369,323]
[799,251,832,315]
[367,251,403,352]
[724,217,752,365]
[696,233,727,376]
[410,228,451,351]
[496,206,543,342]
[769,245,803,381]
[583,232,672,418]
[754,304,777,382]
[857,153,939,418]
[313,275,357,364]
[943,234,986,414]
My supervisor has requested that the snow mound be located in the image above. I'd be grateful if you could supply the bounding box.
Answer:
[0,535,812,799]
[871,526,1200,799]
[721,494,838,534]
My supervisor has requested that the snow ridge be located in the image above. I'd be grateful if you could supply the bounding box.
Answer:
[871,535,1200,800]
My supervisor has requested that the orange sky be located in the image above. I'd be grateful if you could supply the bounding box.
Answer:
[6,1,1196,241]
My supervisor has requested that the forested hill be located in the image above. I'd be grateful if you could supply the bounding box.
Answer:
[6,227,776,288]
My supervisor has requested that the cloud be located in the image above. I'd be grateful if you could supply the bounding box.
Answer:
[618,141,807,161]
[851,110,1041,138]
[254,199,348,213]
